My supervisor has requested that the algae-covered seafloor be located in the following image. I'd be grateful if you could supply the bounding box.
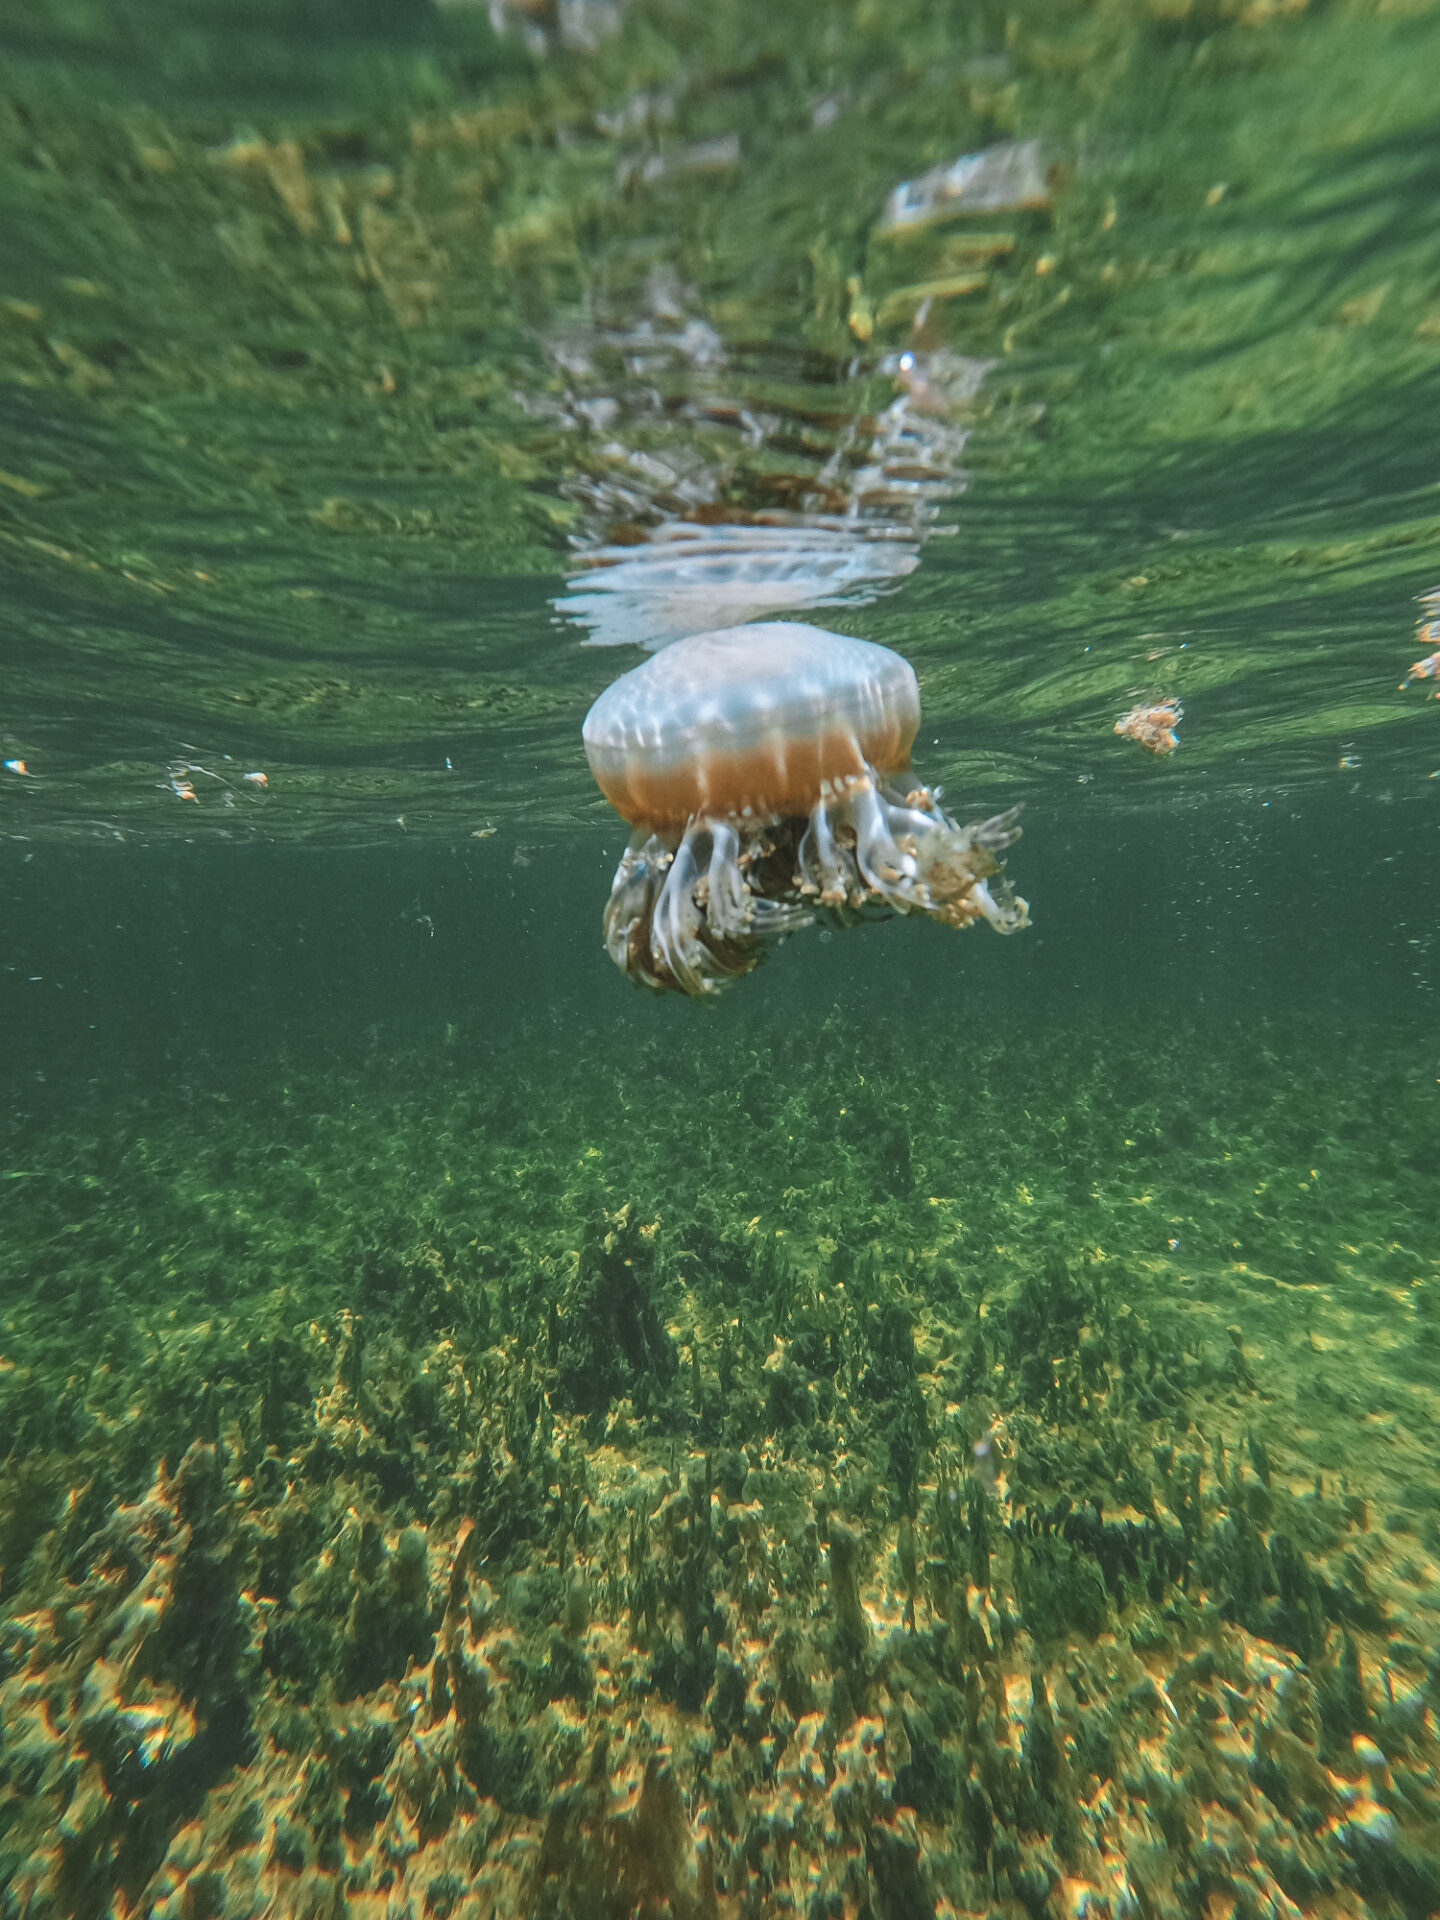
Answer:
[3,952,1440,1919]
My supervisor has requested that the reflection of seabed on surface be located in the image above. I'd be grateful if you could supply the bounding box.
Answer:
[546,295,985,650]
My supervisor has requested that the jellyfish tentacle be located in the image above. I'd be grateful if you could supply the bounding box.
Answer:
[970,872,1031,934]
[651,822,710,994]
[965,808,1029,930]
[705,820,750,939]
[909,806,1031,932]
[747,894,814,934]
[705,819,811,942]
[847,777,927,907]
[875,774,945,837]
[602,830,666,982]
[826,777,1033,933]
[971,804,1024,854]
[799,796,855,908]
[602,814,815,993]
[600,790,1026,987]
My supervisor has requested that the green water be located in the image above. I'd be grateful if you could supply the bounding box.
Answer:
[3,1,1440,1916]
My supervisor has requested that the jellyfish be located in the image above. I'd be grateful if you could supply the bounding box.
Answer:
[582,621,1029,994]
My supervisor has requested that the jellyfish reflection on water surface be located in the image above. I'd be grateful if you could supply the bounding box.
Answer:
[582,621,1030,994]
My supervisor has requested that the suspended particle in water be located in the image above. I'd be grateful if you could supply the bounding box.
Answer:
[1114,699,1182,755]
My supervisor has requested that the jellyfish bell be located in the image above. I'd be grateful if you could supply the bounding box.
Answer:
[583,621,1029,994]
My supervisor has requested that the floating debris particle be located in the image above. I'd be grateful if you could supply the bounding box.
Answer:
[1114,698,1183,754]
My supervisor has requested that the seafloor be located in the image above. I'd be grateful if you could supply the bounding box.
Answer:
[2,1005,1439,1919]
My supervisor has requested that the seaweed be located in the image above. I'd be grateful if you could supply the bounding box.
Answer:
[2,1009,1439,1917]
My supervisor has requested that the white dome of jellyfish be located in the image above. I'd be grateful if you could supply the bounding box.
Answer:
[583,621,1029,993]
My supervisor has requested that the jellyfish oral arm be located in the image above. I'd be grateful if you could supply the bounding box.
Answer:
[806,777,1029,934]
[602,820,814,996]
[600,773,1027,996]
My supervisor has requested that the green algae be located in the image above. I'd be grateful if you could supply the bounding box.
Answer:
[3,997,1439,1915]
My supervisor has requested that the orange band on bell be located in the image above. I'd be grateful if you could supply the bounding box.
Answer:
[589,716,915,832]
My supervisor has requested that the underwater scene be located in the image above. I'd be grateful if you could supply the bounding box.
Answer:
[4,0,1440,1914]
